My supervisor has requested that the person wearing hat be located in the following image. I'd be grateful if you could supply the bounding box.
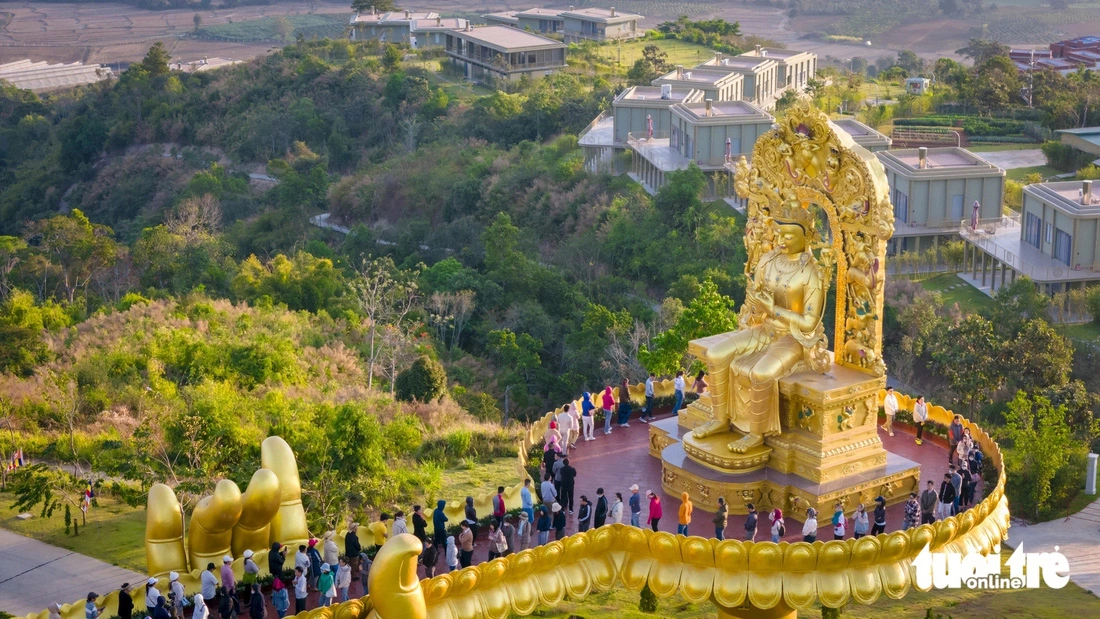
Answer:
[118,583,134,619]
[85,592,100,619]
[871,496,887,535]
[192,594,209,619]
[306,538,323,591]
[318,563,336,607]
[48,603,62,619]
[271,577,290,619]
[168,572,185,617]
[551,502,566,540]
[220,555,236,592]
[516,510,531,552]
[628,484,642,527]
[241,550,259,603]
[144,577,161,616]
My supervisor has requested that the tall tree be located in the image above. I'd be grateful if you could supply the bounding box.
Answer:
[956,39,1010,65]
[638,278,737,375]
[25,209,119,304]
[930,314,1005,417]
[350,256,419,389]
[1001,392,1076,519]
[140,42,171,77]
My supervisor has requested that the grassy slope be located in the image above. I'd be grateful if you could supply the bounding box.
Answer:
[1007,165,1063,181]
[0,493,147,572]
[591,39,716,71]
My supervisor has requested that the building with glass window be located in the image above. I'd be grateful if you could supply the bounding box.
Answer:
[560,7,643,42]
[962,180,1100,294]
[444,26,566,83]
[351,10,468,47]
[875,147,1005,255]
[483,8,565,34]
[651,66,744,102]
[627,99,773,197]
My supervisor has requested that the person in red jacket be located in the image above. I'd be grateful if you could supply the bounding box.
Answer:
[646,491,663,532]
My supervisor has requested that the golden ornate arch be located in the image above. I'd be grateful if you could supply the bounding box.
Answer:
[734,102,893,376]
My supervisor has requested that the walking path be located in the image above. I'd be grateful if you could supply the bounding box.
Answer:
[1004,495,1100,596]
[0,528,144,616]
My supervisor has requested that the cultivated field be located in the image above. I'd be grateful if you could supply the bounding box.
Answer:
[3,0,1100,71]
[0,0,355,65]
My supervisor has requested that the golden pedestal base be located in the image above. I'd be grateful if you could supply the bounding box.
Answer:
[682,431,772,473]
[652,364,921,521]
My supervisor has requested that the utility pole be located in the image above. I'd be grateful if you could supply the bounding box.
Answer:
[1028,49,1035,108]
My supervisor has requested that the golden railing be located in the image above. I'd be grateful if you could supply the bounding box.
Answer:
[27,386,1008,619]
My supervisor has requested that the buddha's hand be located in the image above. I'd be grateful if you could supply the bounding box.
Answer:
[262,436,311,550]
[145,437,305,576]
[368,533,426,619]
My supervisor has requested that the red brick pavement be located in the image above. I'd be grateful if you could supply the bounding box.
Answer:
[241,410,983,615]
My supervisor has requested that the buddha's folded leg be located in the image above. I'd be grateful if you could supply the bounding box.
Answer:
[704,327,771,428]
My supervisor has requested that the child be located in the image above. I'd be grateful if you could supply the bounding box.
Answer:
[292,567,307,614]
[271,579,289,619]
[445,535,458,572]
[831,503,846,540]
[421,538,438,578]
[317,563,335,607]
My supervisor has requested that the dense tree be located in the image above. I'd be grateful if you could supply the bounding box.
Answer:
[638,278,737,375]
[395,356,448,402]
[930,314,1005,417]
[140,42,172,77]
[25,210,119,304]
[1001,392,1079,520]
[956,39,1011,65]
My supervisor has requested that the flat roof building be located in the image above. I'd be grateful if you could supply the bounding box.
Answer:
[350,10,469,48]
[445,26,566,84]
[696,54,780,109]
[651,65,743,103]
[0,60,112,93]
[831,118,892,152]
[560,6,643,43]
[629,99,773,197]
[483,8,564,33]
[876,147,1005,254]
[964,179,1100,294]
[736,47,816,93]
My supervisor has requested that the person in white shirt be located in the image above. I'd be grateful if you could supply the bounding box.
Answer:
[641,373,656,423]
[143,577,161,615]
[881,386,898,437]
[556,405,576,455]
[168,572,184,616]
[801,508,818,543]
[913,395,929,445]
[610,492,624,524]
[200,563,218,600]
[672,370,686,416]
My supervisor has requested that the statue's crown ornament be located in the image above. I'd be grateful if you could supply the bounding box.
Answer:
[769,201,817,234]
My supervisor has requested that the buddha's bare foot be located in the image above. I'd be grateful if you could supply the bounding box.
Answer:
[728,433,764,453]
[692,420,728,439]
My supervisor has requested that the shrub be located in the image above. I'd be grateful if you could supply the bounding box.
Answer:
[383,413,424,455]
[1087,286,1100,324]
[445,429,472,458]
[639,582,658,612]
[454,388,502,422]
[395,356,447,402]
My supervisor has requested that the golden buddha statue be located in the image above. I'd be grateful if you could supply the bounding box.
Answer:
[692,202,828,453]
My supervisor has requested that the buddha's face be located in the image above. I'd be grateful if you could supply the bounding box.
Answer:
[776,223,807,255]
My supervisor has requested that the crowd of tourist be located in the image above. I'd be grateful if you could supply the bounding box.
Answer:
[87,381,982,619]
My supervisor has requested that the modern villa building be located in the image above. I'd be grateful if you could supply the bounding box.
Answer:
[696,54,780,108]
[832,118,892,152]
[560,6,643,42]
[737,47,817,93]
[651,66,744,102]
[876,147,1006,255]
[350,10,468,47]
[579,85,702,173]
[483,8,564,34]
[964,180,1100,294]
[629,99,773,196]
[445,26,566,83]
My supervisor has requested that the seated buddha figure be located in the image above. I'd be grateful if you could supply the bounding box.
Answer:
[692,203,828,453]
